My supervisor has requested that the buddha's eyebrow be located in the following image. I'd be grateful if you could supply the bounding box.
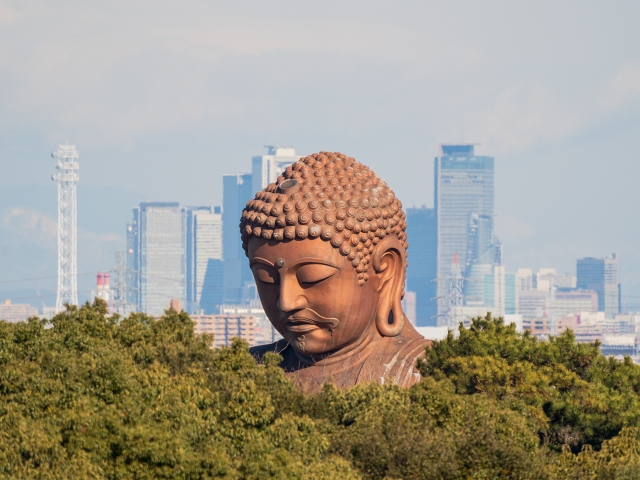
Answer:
[289,257,340,269]
[249,257,275,267]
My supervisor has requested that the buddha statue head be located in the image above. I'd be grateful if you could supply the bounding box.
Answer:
[241,152,424,369]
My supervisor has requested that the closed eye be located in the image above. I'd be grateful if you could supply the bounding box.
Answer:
[296,264,338,285]
[251,265,279,284]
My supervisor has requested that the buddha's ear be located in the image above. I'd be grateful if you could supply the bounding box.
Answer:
[371,236,406,337]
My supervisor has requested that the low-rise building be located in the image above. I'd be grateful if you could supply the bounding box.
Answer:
[191,313,257,348]
[0,300,38,323]
[601,334,636,357]
[523,315,549,335]
[518,290,549,318]
[218,300,283,345]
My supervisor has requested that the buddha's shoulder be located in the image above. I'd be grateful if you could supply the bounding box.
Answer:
[357,334,432,388]
[379,333,432,362]
[249,340,291,363]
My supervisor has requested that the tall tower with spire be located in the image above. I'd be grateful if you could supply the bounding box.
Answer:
[52,144,79,311]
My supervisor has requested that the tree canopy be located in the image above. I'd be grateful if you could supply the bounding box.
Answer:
[1,302,640,479]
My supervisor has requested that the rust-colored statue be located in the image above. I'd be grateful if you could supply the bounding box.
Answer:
[242,152,431,392]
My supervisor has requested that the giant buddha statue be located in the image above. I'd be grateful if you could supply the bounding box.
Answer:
[242,152,431,392]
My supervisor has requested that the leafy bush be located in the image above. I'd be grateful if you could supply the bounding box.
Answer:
[0,301,353,479]
[1,303,640,479]
[418,314,640,452]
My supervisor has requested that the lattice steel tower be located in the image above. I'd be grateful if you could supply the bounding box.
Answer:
[52,144,79,311]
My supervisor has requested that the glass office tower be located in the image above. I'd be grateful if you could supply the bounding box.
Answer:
[577,254,621,317]
[130,202,185,316]
[435,145,495,320]
[222,173,254,304]
[405,207,437,326]
[186,206,223,314]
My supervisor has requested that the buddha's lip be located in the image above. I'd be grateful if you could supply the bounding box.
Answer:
[283,309,340,329]
[286,322,319,333]
[286,317,316,324]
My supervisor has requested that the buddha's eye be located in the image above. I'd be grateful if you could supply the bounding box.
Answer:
[251,265,279,284]
[296,264,338,285]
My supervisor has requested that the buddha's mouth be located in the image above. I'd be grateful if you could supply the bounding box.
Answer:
[284,308,339,333]
[286,320,319,333]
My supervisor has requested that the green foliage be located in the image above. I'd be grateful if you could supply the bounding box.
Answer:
[418,314,640,452]
[2,305,640,478]
[0,301,353,479]
[548,427,640,479]
[308,379,547,479]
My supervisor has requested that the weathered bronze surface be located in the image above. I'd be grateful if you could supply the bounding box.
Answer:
[243,152,431,392]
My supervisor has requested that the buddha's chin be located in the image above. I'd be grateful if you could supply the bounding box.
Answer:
[289,330,337,356]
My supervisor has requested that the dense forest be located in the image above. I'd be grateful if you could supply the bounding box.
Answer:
[1,300,640,479]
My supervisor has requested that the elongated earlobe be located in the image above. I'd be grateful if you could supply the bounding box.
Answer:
[372,236,406,337]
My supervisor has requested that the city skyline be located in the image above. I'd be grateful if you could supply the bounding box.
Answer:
[0,142,637,312]
[1,2,640,309]
[2,4,640,472]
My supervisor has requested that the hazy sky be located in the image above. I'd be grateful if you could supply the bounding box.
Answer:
[2,1,640,304]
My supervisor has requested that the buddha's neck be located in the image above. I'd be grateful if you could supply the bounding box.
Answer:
[293,330,381,368]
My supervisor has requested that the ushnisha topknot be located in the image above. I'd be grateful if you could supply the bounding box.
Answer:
[240,152,407,285]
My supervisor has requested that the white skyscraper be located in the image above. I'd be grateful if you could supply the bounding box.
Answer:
[130,202,185,316]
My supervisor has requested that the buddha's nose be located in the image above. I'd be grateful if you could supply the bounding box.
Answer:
[277,276,307,312]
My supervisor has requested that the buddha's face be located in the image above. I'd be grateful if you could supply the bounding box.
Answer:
[248,237,380,356]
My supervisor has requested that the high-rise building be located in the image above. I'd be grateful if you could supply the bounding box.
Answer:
[185,206,223,314]
[126,215,140,310]
[505,272,517,315]
[518,290,549,319]
[577,254,621,318]
[222,174,254,304]
[129,202,185,316]
[435,144,495,320]
[464,214,501,277]
[516,268,533,291]
[536,268,576,290]
[481,266,517,317]
[405,207,437,326]
[463,213,502,307]
[251,146,300,194]
[555,289,598,316]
